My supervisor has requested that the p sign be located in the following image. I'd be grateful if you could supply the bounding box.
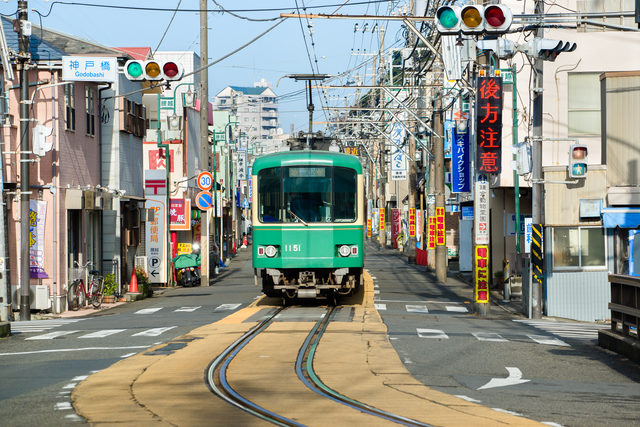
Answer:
[195,191,213,210]
[197,171,213,191]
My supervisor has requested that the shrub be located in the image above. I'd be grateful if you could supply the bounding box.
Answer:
[103,273,118,296]
[135,266,153,298]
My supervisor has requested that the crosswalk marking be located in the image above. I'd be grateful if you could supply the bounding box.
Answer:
[174,306,201,312]
[374,303,387,311]
[417,328,449,339]
[135,307,163,315]
[406,305,429,313]
[10,319,84,333]
[514,319,608,340]
[131,326,176,337]
[25,330,79,340]
[446,305,469,313]
[214,303,242,311]
[473,332,508,342]
[78,329,125,339]
[528,334,570,347]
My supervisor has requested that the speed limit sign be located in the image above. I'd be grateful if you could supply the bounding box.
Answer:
[197,171,213,191]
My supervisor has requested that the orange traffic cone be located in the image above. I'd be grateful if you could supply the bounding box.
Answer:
[129,269,140,293]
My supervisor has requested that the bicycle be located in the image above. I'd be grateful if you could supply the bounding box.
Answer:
[67,261,105,310]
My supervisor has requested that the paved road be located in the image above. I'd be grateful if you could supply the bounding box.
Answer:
[366,242,640,427]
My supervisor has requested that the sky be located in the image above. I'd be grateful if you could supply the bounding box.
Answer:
[1,0,408,135]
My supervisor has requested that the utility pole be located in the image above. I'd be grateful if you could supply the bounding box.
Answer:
[377,26,386,248]
[433,93,446,283]
[406,0,417,264]
[199,0,210,286]
[531,0,544,319]
[18,1,31,320]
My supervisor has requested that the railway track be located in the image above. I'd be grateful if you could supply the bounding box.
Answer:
[206,305,431,426]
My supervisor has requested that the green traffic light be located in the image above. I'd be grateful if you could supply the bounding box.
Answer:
[127,62,143,79]
[438,8,458,29]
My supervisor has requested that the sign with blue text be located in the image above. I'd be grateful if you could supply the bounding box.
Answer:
[451,127,471,193]
[390,116,407,181]
[62,56,118,82]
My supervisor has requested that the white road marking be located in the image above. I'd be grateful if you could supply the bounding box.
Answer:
[58,391,70,396]
[55,402,72,410]
[374,289,380,295]
[528,334,570,347]
[473,332,508,342]
[0,345,151,357]
[403,358,413,364]
[63,383,77,389]
[78,329,125,339]
[132,326,177,337]
[135,307,162,315]
[374,303,387,311]
[478,367,530,390]
[416,328,449,339]
[71,376,88,382]
[370,276,377,279]
[174,306,201,312]
[446,305,469,313]
[514,319,608,340]
[541,422,564,427]
[10,319,84,334]
[214,303,242,311]
[65,414,83,421]
[455,395,481,403]
[406,304,429,313]
[492,408,523,416]
[25,330,79,340]
[120,352,137,358]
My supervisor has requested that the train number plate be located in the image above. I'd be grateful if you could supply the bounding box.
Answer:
[284,244,301,252]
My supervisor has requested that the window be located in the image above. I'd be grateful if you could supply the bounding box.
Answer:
[552,226,606,270]
[64,83,75,131]
[568,73,601,136]
[85,86,95,136]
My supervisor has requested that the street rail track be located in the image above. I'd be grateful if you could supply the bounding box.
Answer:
[206,305,431,426]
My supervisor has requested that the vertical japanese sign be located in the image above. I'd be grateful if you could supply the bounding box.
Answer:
[476,76,503,174]
[408,208,416,237]
[475,178,490,245]
[145,196,166,284]
[436,207,445,246]
[248,167,253,203]
[29,200,48,278]
[390,117,407,180]
[169,198,191,231]
[391,209,401,249]
[451,127,471,193]
[475,245,489,303]
[416,209,423,247]
[367,218,372,238]
[237,150,247,181]
[428,216,436,250]
[380,208,385,231]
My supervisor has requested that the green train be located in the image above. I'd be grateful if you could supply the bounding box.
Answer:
[251,151,364,302]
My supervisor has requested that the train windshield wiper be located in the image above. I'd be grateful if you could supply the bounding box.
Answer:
[288,209,308,226]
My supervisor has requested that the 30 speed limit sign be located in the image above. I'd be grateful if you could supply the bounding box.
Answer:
[197,171,213,191]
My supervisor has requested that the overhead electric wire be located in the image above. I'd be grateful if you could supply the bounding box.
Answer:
[152,0,182,56]
[211,0,281,21]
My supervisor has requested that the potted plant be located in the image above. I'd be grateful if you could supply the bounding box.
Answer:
[135,266,153,298]
[102,273,118,303]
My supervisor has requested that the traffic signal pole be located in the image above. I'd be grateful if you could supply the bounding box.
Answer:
[18,1,31,320]
[531,0,544,319]
[199,0,210,285]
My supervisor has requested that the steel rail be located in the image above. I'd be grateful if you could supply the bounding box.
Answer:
[295,307,432,427]
[205,307,303,427]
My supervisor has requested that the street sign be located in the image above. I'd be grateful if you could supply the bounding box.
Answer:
[475,177,490,245]
[195,191,213,210]
[62,56,118,82]
[145,196,166,283]
[197,171,213,191]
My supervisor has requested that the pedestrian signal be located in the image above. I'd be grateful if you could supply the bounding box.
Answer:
[569,144,588,179]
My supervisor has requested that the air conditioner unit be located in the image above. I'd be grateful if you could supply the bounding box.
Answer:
[11,285,51,310]
[135,256,148,272]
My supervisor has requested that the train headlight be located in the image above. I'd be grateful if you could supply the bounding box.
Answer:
[339,245,351,257]
[265,245,278,258]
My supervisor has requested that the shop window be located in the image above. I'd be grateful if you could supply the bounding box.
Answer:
[552,226,606,270]
[85,86,95,136]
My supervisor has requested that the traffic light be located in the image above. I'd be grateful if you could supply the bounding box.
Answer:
[435,6,461,35]
[124,60,183,81]
[569,144,588,178]
[460,4,512,33]
[527,38,577,61]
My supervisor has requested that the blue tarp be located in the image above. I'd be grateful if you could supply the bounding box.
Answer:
[601,208,640,228]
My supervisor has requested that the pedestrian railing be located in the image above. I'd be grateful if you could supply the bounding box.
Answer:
[608,274,640,339]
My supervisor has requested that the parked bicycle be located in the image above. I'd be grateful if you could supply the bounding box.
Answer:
[67,261,105,310]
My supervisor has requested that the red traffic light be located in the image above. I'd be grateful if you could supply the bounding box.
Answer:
[485,6,506,27]
[163,62,180,79]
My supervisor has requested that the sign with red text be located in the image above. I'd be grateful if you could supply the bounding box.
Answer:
[367,218,372,238]
[436,207,445,246]
[169,198,191,231]
[380,208,385,231]
[428,216,436,250]
[475,245,490,303]
[391,208,401,249]
[144,170,166,195]
[408,208,416,237]
[475,177,490,245]
[145,195,166,283]
[476,77,503,174]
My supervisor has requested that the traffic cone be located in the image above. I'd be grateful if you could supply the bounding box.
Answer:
[129,269,140,294]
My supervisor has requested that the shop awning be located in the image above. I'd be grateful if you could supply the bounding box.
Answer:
[601,207,640,228]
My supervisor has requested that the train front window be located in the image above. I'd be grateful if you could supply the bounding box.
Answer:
[284,166,332,223]
[333,167,357,222]
[258,167,281,223]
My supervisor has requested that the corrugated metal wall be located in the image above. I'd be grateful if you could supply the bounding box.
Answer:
[546,270,610,322]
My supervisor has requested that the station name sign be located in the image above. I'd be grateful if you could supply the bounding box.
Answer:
[62,56,118,82]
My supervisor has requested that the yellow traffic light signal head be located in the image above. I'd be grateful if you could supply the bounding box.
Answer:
[145,61,162,80]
